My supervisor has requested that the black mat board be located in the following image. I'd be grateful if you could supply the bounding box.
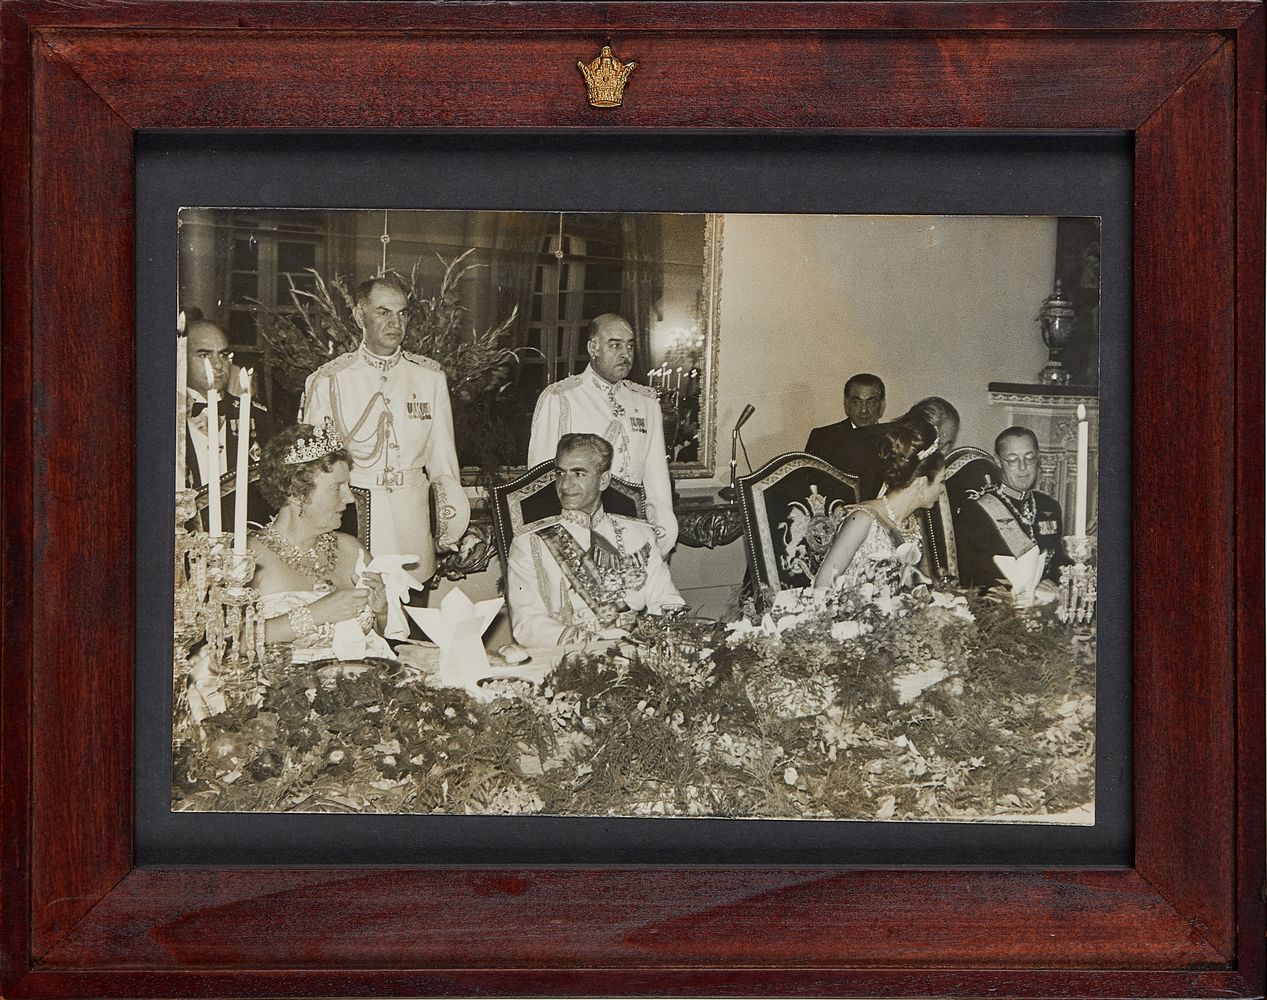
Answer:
[136,132,1131,866]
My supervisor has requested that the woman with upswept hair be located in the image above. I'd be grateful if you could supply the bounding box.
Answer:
[812,419,947,593]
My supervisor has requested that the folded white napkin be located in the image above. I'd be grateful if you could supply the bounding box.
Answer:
[321,552,418,660]
[404,588,504,696]
[356,552,422,640]
[993,545,1045,607]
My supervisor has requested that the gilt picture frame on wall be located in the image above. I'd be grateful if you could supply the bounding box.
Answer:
[2,3,1263,998]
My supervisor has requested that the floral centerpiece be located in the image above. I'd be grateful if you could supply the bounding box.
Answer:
[174,557,1095,822]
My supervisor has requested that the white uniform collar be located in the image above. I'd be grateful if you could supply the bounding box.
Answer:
[559,505,608,530]
[585,365,624,394]
[360,342,403,372]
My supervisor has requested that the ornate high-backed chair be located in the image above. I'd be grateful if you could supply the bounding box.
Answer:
[736,453,859,609]
[927,445,999,585]
[919,492,958,584]
[489,460,647,568]
[944,445,998,511]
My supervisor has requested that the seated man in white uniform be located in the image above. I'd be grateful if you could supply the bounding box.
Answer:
[527,313,677,556]
[507,433,686,647]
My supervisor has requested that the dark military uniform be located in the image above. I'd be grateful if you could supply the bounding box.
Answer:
[185,388,275,532]
[954,484,1067,590]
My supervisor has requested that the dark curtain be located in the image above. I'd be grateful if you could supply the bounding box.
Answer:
[487,211,552,348]
[1054,218,1101,387]
[620,215,664,385]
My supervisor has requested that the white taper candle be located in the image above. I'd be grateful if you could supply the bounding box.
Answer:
[204,358,222,536]
[233,368,252,553]
[1074,403,1089,537]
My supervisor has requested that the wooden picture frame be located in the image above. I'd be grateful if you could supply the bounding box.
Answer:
[1,2,1262,996]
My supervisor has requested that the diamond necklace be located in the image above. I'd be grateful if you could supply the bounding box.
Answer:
[255,521,338,584]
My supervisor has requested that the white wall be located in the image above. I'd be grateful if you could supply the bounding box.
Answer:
[673,214,1057,618]
[708,213,1055,486]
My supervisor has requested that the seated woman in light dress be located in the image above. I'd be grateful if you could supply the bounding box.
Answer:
[813,421,948,592]
[249,421,390,662]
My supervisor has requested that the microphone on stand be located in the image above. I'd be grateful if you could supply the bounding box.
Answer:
[720,403,757,501]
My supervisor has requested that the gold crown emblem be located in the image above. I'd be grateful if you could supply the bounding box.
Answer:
[577,45,637,108]
[283,417,344,465]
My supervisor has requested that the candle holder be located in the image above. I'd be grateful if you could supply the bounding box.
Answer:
[173,489,208,648]
[1056,534,1097,629]
[174,491,210,741]
[201,536,265,709]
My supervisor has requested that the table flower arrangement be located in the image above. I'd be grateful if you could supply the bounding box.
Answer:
[174,574,1094,822]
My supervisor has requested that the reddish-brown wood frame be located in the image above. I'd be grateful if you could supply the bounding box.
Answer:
[1,2,1262,996]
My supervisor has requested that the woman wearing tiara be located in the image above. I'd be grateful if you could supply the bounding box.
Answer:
[249,420,392,662]
[812,421,948,593]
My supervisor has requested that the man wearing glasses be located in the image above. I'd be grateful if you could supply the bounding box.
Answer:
[506,433,685,648]
[183,319,274,529]
[954,425,1066,595]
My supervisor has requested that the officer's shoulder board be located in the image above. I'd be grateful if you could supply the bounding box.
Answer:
[403,351,444,373]
[309,352,358,379]
[526,514,567,533]
[625,381,658,399]
[542,374,584,395]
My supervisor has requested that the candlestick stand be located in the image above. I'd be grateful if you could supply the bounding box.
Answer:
[1056,534,1097,628]
[174,507,265,732]
[204,537,265,707]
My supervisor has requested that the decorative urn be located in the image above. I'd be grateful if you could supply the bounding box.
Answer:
[1035,280,1076,386]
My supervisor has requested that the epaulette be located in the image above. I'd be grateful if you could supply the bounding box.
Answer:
[403,351,444,372]
[542,374,584,395]
[527,514,566,532]
[250,399,270,415]
[309,352,358,379]
[625,380,658,398]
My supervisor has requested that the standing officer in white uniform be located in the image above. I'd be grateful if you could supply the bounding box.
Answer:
[301,275,468,585]
[527,313,677,555]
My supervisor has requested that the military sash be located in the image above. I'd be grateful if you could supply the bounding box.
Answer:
[538,521,650,618]
[975,493,1037,558]
[538,523,619,618]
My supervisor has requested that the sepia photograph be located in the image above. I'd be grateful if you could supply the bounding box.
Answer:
[171,208,1100,823]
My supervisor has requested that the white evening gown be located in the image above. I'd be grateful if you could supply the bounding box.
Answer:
[825,506,921,593]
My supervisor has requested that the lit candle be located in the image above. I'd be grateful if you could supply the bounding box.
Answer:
[233,368,252,554]
[675,366,683,391]
[1075,403,1089,537]
[175,333,187,492]
[204,358,222,536]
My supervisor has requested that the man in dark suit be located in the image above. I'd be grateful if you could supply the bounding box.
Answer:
[850,395,961,501]
[954,426,1066,595]
[183,320,275,531]
[804,372,885,473]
